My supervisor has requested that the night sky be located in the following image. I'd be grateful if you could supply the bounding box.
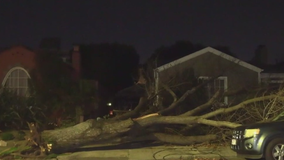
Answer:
[0,0,283,63]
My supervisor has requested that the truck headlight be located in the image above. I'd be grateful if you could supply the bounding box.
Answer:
[244,129,260,138]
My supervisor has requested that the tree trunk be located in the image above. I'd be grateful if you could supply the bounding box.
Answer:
[42,115,238,153]
[42,119,134,153]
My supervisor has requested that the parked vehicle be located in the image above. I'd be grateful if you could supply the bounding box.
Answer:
[231,116,284,159]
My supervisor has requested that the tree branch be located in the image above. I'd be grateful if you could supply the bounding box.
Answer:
[135,116,237,129]
[161,83,177,103]
[201,95,279,119]
[197,118,241,128]
[112,97,147,120]
[158,75,222,116]
[158,84,203,115]
[137,95,282,128]
[180,90,220,116]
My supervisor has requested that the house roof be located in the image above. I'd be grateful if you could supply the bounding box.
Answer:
[155,47,263,73]
[0,45,34,54]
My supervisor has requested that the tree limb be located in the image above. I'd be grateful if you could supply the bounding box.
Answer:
[161,83,177,103]
[158,84,203,115]
[42,118,134,153]
[137,95,282,128]
[158,75,222,116]
[180,90,220,116]
[112,97,147,120]
[197,118,241,128]
[201,95,279,119]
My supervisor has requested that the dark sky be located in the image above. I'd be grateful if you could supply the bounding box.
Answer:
[0,0,283,63]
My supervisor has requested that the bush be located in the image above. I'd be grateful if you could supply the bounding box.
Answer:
[15,131,26,140]
[1,132,15,141]
[58,118,77,128]
[0,90,48,130]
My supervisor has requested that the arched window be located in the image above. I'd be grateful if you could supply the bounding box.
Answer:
[2,67,30,96]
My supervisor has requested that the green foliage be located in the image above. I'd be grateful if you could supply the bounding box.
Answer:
[0,89,47,129]
[57,118,77,129]
[45,153,59,159]
[28,50,84,126]
[0,147,18,157]
[30,50,99,118]
[0,146,32,159]
[31,50,79,103]
[15,131,26,140]
[1,132,14,141]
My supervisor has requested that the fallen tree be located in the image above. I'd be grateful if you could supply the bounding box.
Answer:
[36,83,284,154]
[6,69,284,158]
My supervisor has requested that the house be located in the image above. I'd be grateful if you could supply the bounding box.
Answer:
[0,45,100,92]
[0,45,110,124]
[259,63,284,85]
[0,45,82,95]
[0,46,37,96]
[154,47,263,106]
[259,62,284,85]
[249,45,284,86]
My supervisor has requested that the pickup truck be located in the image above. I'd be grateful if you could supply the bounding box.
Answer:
[231,116,284,160]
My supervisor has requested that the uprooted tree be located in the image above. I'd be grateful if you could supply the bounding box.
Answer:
[12,61,284,158]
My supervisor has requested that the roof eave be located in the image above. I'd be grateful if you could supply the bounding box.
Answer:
[156,46,263,73]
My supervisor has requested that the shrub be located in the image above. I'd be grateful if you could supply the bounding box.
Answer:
[1,132,15,141]
[15,131,26,140]
[58,118,77,128]
[0,90,48,130]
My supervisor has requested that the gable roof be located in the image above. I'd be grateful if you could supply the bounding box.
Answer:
[156,46,263,73]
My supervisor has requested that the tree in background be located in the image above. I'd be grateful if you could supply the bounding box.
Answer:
[78,43,140,106]
[29,49,99,128]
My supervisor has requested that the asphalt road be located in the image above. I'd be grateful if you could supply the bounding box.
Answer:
[57,142,247,160]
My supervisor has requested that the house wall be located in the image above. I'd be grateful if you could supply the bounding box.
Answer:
[158,52,259,91]
[0,46,36,85]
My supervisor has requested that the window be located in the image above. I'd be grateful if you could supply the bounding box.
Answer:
[266,78,284,84]
[198,76,228,105]
[2,67,30,96]
[261,73,284,84]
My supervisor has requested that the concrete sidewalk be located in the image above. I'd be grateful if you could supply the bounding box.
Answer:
[57,145,245,160]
